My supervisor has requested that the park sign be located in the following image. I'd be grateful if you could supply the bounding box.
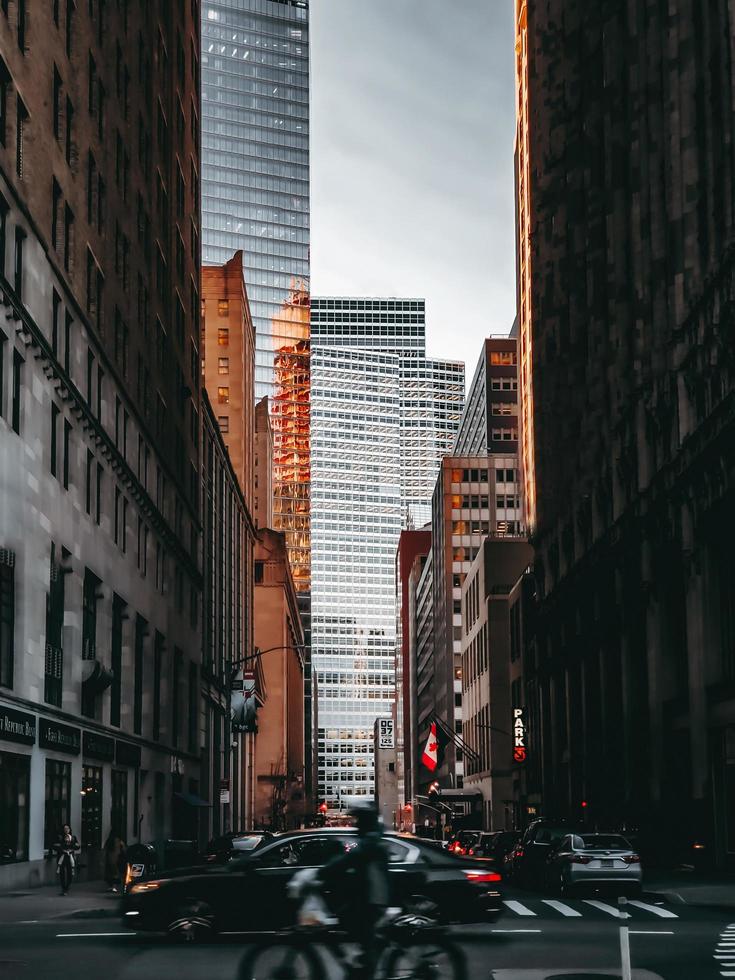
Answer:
[513,707,527,764]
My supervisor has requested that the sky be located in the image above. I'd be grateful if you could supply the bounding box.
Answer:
[310,0,518,377]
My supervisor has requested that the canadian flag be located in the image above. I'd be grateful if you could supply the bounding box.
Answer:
[422,721,439,772]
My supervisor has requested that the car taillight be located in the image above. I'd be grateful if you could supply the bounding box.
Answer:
[622,854,640,864]
[513,848,524,859]
[468,848,474,855]
[463,869,502,883]
[570,855,591,864]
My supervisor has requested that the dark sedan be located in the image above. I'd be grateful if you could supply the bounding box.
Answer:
[122,829,504,940]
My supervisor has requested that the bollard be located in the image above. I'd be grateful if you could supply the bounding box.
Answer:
[618,895,632,980]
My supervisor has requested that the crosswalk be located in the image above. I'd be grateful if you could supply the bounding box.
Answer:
[501,897,680,921]
[714,923,735,977]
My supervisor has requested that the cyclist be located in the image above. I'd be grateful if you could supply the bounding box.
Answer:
[54,824,80,895]
[317,802,391,979]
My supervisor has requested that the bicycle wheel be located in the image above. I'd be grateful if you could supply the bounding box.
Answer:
[238,938,323,980]
[380,937,467,980]
[59,856,72,893]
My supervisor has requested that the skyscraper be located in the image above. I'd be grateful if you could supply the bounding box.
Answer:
[310,299,464,810]
[201,0,310,399]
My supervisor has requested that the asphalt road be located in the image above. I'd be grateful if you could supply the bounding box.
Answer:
[0,887,731,980]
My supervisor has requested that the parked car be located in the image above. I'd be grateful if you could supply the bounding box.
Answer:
[122,828,504,940]
[545,833,642,896]
[507,818,578,886]
[203,832,272,865]
[469,831,521,864]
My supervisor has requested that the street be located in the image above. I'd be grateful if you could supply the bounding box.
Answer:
[0,884,731,980]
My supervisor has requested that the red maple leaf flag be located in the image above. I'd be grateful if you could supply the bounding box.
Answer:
[422,721,439,772]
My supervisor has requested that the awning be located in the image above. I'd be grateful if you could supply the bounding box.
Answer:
[174,791,212,808]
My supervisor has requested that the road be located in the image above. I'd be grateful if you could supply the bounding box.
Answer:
[0,886,731,979]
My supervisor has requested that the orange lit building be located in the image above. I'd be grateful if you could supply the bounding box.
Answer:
[271,285,311,594]
[514,0,535,531]
[201,251,256,514]
[254,396,274,531]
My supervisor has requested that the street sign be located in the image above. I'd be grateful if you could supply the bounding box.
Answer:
[232,669,258,733]
[513,707,527,764]
[378,718,394,749]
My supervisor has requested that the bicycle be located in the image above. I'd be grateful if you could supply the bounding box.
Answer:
[237,913,467,980]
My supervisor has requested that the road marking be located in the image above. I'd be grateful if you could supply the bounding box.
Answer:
[627,900,678,919]
[541,899,582,917]
[56,932,135,938]
[629,930,675,935]
[503,900,537,916]
[583,899,625,918]
[491,929,542,933]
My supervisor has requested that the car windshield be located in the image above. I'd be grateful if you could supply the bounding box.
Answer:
[232,836,263,852]
[534,827,570,844]
[579,835,631,850]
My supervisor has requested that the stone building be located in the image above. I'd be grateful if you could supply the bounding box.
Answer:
[516,0,735,864]
[0,1,202,886]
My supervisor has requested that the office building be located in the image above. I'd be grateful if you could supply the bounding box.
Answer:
[201,0,310,399]
[310,299,464,810]
[516,0,735,864]
[0,1,202,887]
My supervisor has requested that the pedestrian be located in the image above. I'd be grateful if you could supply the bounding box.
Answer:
[55,824,80,896]
[104,829,126,892]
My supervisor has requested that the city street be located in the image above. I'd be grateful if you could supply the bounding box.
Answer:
[0,883,731,979]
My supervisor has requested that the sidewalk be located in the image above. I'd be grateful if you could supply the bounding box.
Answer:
[0,880,120,924]
[645,869,735,910]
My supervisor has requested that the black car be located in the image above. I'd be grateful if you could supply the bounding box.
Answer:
[122,829,504,939]
[508,819,578,886]
[203,832,273,865]
[470,831,521,863]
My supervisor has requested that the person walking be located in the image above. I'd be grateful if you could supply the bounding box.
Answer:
[104,829,127,893]
[54,824,80,896]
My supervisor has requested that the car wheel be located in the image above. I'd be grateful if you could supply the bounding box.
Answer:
[167,899,216,943]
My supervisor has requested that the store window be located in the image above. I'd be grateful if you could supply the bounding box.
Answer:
[110,769,127,840]
[44,759,71,850]
[0,751,30,862]
[81,765,103,848]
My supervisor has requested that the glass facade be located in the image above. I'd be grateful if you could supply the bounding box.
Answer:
[201,0,310,399]
[311,299,464,809]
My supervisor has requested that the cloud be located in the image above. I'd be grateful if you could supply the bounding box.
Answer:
[310,0,517,374]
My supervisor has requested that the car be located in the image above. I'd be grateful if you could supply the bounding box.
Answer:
[203,832,273,865]
[469,831,521,864]
[446,830,481,856]
[508,818,579,886]
[122,828,504,940]
[545,833,642,896]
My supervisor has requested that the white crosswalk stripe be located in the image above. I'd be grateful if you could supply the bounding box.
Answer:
[582,899,626,918]
[627,899,679,918]
[541,899,582,917]
[503,900,537,917]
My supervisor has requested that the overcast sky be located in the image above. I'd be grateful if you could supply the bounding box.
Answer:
[310,0,517,377]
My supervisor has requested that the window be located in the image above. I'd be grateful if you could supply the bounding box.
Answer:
[0,57,9,147]
[85,450,93,514]
[17,0,26,52]
[81,766,103,848]
[110,595,125,727]
[217,327,228,346]
[217,386,229,405]
[95,463,102,523]
[82,568,99,661]
[64,311,72,375]
[44,760,71,850]
[218,415,229,434]
[65,96,74,166]
[218,299,229,316]
[11,349,22,434]
[218,357,228,375]
[63,419,71,489]
[14,226,24,298]
[50,403,59,477]
[133,614,146,735]
[44,545,65,706]
[0,752,29,862]
[153,631,163,741]
[63,204,74,272]
[53,66,62,140]
[16,96,27,178]
[254,561,264,584]
[0,554,14,688]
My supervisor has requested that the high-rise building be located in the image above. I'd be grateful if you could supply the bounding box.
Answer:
[517,0,735,863]
[310,298,464,810]
[201,0,310,399]
[0,2,202,887]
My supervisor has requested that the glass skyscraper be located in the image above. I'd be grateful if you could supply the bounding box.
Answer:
[201,0,310,399]
[311,299,464,809]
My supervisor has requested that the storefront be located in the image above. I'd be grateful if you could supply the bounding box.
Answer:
[0,706,35,866]
[39,719,80,850]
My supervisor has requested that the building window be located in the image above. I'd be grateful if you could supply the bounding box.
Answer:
[14,226,24,298]
[217,327,228,346]
[85,450,93,514]
[0,554,14,688]
[16,96,27,178]
[81,766,103,848]
[188,661,197,753]
[63,420,71,489]
[0,57,9,148]
[217,386,229,405]
[110,595,125,727]
[218,415,229,434]
[50,403,59,477]
[0,751,29,861]
[218,357,228,375]
[44,759,71,850]
[11,349,22,434]
[153,631,163,741]
[53,66,62,140]
[254,561,264,584]
[44,546,65,706]
[81,568,99,661]
[17,0,26,51]
[218,299,229,316]
[133,614,146,736]
[110,770,127,840]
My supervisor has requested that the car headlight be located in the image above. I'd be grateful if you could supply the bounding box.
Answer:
[129,880,167,894]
